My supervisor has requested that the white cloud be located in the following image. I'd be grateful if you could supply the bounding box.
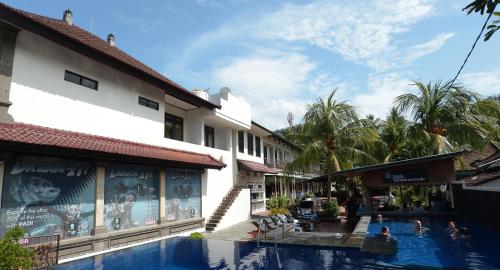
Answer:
[460,68,500,97]
[211,50,316,129]
[252,0,449,71]
[352,73,414,119]
[402,32,455,64]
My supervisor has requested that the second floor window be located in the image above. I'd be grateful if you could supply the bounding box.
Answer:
[138,96,159,110]
[247,133,254,155]
[64,70,98,90]
[238,131,244,153]
[255,137,261,157]
[165,113,183,141]
[204,126,215,148]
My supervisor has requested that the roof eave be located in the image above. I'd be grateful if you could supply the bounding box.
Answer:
[0,5,220,111]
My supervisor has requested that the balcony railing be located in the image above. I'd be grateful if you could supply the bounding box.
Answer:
[264,158,288,169]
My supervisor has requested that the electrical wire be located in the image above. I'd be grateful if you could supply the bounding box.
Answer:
[450,9,496,85]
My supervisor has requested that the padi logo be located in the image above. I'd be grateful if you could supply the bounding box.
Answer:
[10,156,90,176]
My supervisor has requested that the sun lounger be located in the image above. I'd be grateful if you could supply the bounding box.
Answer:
[263,218,279,229]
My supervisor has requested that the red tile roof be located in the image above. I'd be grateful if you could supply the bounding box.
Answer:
[0,123,225,169]
[237,159,277,174]
[0,3,219,110]
[463,171,500,186]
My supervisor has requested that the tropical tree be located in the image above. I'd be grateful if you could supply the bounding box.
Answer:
[286,90,379,201]
[380,107,409,162]
[395,80,494,153]
[463,0,499,41]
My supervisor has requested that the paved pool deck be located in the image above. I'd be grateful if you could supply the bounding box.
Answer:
[203,216,372,248]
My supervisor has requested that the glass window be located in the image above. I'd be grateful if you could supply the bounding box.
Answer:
[247,133,254,155]
[0,155,96,239]
[138,96,159,110]
[204,126,215,148]
[255,137,261,157]
[165,169,201,221]
[64,70,98,90]
[104,164,159,232]
[165,113,183,141]
[238,131,244,153]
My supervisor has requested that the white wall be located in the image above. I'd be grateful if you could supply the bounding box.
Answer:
[215,188,251,231]
[8,30,240,227]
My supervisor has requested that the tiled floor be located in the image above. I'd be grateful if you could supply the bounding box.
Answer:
[203,216,370,248]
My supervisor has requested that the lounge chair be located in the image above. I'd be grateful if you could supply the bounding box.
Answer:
[263,218,279,229]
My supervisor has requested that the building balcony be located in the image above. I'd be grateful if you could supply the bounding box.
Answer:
[264,158,288,169]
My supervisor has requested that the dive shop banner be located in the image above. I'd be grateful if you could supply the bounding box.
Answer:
[104,164,159,231]
[166,169,201,222]
[0,155,96,239]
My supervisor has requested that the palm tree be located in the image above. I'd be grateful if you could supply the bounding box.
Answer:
[395,80,493,153]
[380,107,409,162]
[286,90,379,201]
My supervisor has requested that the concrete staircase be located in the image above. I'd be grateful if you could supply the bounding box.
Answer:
[205,185,243,232]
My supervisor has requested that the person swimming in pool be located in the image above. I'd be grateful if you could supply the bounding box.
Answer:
[379,226,391,237]
[376,214,383,222]
[414,219,429,233]
[447,221,459,233]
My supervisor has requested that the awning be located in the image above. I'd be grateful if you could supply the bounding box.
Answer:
[237,159,277,174]
[0,123,226,169]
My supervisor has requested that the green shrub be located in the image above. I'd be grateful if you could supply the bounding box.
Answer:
[270,208,289,215]
[189,232,204,239]
[267,196,293,210]
[0,226,34,270]
[322,201,339,217]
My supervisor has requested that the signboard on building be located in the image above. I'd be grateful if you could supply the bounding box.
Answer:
[0,155,96,239]
[383,170,427,183]
[104,164,159,231]
[165,169,201,222]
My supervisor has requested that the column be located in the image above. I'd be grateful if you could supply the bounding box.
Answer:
[0,22,20,124]
[159,169,167,224]
[93,163,106,235]
[274,176,277,197]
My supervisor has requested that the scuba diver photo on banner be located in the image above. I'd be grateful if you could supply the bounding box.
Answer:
[0,155,96,239]
[104,164,159,231]
[165,169,201,222]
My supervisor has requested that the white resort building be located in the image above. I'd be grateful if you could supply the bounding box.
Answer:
[0,4,314,259]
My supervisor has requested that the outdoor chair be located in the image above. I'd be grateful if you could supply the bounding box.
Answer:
[251,220,270,240]
[263,218,279,229]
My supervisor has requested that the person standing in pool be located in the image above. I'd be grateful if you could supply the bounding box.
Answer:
[414,219,429,233]
[379,226,391,237]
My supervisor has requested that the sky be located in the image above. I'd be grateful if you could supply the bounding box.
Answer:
[6,0,500,130]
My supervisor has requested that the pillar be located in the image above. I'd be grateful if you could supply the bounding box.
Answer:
[159,169,167,224]
[274,176,277,197]
[93,164,106,235]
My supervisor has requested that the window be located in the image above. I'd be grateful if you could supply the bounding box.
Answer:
[204,126,215,148]
[263,146,268,159]
[255,137,261,157]
[138,96,159,110]
[238,131,244,153]
[64,70,98,90]
[247,133,254,155]
[164,113,183,141]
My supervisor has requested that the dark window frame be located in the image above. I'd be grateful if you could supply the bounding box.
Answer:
[255,136,261,157]
[164,113,183,141]
[138,96,159,110]
[238,131,244,153]
[64,70,98,90]
[204,125,215,148]
[247,132,254,155]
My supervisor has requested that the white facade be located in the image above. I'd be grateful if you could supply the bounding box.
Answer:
[5,24,304,231]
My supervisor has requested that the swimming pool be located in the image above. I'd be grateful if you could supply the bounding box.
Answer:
[55,218,500,270]
[367,217,500,269]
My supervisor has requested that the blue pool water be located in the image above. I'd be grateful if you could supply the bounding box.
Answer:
[367,217,500,269]
[56,218,500,270]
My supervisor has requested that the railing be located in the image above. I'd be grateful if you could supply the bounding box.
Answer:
[264,159,288,169]
[19,235,60,269]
